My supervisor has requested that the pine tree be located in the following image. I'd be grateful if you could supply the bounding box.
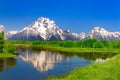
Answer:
[0,32,4,53]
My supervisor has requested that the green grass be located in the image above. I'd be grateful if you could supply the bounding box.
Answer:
[15,44,120,53]
[46,54,120,80]
[15,44,31,48]
[30,45,120,53]
[0,53,17,58]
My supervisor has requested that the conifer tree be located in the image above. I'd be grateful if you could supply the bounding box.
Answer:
[0,32,4,53]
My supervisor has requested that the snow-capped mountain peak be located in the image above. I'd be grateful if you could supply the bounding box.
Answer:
[87,27,120,40]
[32,17,57,29]
[91,27,108,33]
[16,17,60,40]
[0,25,7,32]
[0,25,4,28]
[10,17,68,40]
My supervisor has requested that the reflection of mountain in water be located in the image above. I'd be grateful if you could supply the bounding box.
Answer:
[95,58,110,63]
[18,49,67,72]
[0,58,17,72]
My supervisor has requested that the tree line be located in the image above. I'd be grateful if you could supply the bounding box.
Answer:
[31,39,120,48]
[7,37,120,49]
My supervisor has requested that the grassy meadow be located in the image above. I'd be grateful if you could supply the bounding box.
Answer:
[0,53,16,58]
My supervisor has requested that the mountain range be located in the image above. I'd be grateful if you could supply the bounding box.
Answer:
[0,17,120,41]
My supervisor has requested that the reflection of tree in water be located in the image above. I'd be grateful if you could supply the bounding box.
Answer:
[0,59,4,72]
[59,52,117,61]
[0,58,17,72]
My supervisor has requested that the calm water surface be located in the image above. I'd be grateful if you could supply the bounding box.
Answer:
[0,48,116,80]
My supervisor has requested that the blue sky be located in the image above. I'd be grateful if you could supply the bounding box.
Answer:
[0,0,120,33]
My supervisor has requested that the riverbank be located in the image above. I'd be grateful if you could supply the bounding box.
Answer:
[37,46,120,53]
[0,53,17,58]
[16,44,120,53]
[47,54,120,80]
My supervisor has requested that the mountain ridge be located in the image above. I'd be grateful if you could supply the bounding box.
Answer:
[0,17,120,41]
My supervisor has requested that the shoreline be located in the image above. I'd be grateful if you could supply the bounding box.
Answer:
[16,44,120,53]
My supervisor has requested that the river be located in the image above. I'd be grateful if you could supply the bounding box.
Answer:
[0,48,116,80]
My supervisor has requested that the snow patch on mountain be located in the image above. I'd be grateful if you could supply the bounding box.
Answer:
[9,31,18,35]
[79,32,86,40]
[0,25,7,32]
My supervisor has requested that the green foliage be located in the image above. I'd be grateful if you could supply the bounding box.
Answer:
[0,32,16,54]
[4,41,16,53]
[0,53,16,58]
[112,40,120,48]
[12,40,31,44]
[81,39,97,48]
[63,40,75,48]
[0,32,4,53]
[30,39,120,49]
[0,39,16,54]
[94,41,104,48]
[32,40,43,45]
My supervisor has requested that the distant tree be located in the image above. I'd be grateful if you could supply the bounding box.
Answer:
[63,40,75,48]
[81,39,97,48]
[76,41,82,48]
[0,32,4,53]
[87,39,97,48]
[5,42,16,53]
[32,40,42,45]
[48,41,59,47]
[59,41,64,47]
[107,42,113,48]
[101,40,109,48]
[94,41,104,48]
[112,40,120,48]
